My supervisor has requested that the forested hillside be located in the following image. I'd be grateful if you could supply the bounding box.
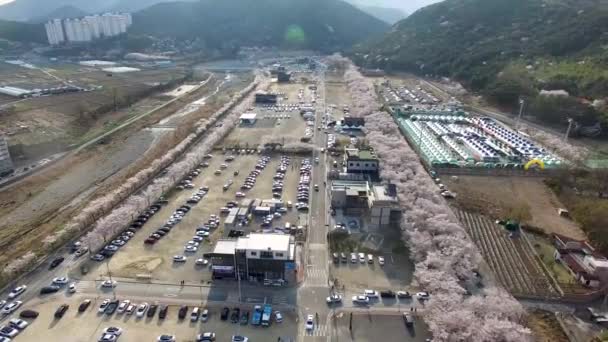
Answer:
[353,0,608,131]
[131,0,389,52]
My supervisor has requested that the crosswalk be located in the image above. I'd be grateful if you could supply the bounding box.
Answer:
[305,266,327,286]
[301,324,327,337]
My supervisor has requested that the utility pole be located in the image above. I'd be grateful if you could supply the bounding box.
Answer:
[565,118,574,143]
[515,98,525,131]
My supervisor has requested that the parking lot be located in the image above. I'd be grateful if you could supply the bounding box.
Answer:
[79,153,310,283]
[332,312,431,342]
[222,82,316,148]
[12,296,297,342]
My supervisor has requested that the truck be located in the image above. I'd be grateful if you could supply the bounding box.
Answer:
[261,304,272,327]
[251,305,262,326]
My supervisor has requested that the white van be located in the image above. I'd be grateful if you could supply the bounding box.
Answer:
[284,222,291,231]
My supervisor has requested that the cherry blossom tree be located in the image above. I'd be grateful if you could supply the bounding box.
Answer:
[330,58,532,341]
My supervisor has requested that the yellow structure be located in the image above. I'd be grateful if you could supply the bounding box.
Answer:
[524,159,545,170]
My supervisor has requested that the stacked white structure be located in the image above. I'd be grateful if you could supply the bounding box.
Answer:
[45,13,132,45]
[0,135,14,176]
[44,19,65,45]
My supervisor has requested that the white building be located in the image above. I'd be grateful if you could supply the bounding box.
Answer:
[0,135,14,176]
[44,19,65,45]
[45,12,131,45]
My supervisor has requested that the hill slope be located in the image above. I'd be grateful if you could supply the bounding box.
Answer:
[131,0,389,51]
[353,0,608,128]
[29,5,88,23]
[345,1,408,24]
[0,19,45,43]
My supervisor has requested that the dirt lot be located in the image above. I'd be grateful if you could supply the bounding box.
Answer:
[222,81,313,148]
[444,176,586,239]
[82,153,305,283]
[329,221,414,292]
[526,310,570,342]
[332,311,431,342]
[0,73,253,277]
[0,62,188,162]
[14,295,297,342]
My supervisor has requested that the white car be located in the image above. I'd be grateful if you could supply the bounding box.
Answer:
[0,326,18,338]
[358,253,366,263]
[68,283,77,293]
[98,299,111,313]
[364,289,379,298]
[117,300,130,314]
[196,231,210,237]
[101,280,117,288]
[136,303,148,317]
[201,309,209,322]
[378,256,385,266]
[352,295,369,304]
[192,236,204,242]
[185,246,198,253]
[195,259,209,266]
[326,294,342,304]
[7,285,27,299]
[157,335,176,342]
[52,277,69,285]
[416,291,430,300]
[1,301,22,315]
[305,314,314,330]
[102,326,123,336]
[9,318,28,330]
[98,333,118,342]
[235,192,245,198]
[186,241,200,247]
[125,304,135,315]
[275,311,283,323]
[173,255,187,262]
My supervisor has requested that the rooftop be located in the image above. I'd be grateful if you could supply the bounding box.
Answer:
[345,147,377,161]
[213,240,236,255]
[236,233,292,252]
[372,185,399,202]
[240,113,257,120]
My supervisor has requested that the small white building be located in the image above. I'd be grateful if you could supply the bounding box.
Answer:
[240,112,257,125]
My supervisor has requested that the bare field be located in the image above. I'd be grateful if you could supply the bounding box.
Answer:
[222,82,313,148]
[444,176,585,239]
[0,73,252,273]
[15,295,297,342]
[82,153,305,283]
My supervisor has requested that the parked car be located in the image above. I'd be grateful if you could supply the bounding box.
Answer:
[178,305,188,320]
[105,300,119,315]
[147,304,158,317]
[378,256,385,266]
[220,307,229,321]
[1,301,22,315]
[397,291,412,299]
[49,257,64,269]
[275,311,283,323]
[173,255,187,262]
[352,295,369,305]
[157,335,176,342]
[230,307,240,323]
[54,304,69,319]
[8,318,28,330]
[52,277,69,285]
[0,325,18,338]
[158,305,168,319]
[101,280,117,288]
[380,290,395,298]
[136,303,148,317]
[201,308,209,322]
[7,286,27,299]
[98,299,111,313]
[364,289,379,298]
[78,299,92,312]
[117,300,130,314]
[190,307,200,322]
[326,294,342,304]
[102,326,123,336]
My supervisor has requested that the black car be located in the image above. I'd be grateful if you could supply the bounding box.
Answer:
[158,305,168,319]
[380,290,396,298]
[147,304,158,317]
[230,308,240,323]
[49,257,64,269]
[40,286,60,295]
[105,300,119,315]
[220,307,229,321]
[54,304,69,319]
[78,299,91,312]
[178,305,188,320]
[19,310,39,319]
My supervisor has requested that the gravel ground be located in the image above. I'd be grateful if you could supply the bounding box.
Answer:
[14,295,297,342]
[331,312,431,342]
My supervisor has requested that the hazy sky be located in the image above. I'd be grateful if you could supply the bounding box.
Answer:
[350,0,442,13]
[0,0,442,13]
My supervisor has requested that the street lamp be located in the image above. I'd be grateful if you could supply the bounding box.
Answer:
[515,98,525,131]
[565,118,574,142]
